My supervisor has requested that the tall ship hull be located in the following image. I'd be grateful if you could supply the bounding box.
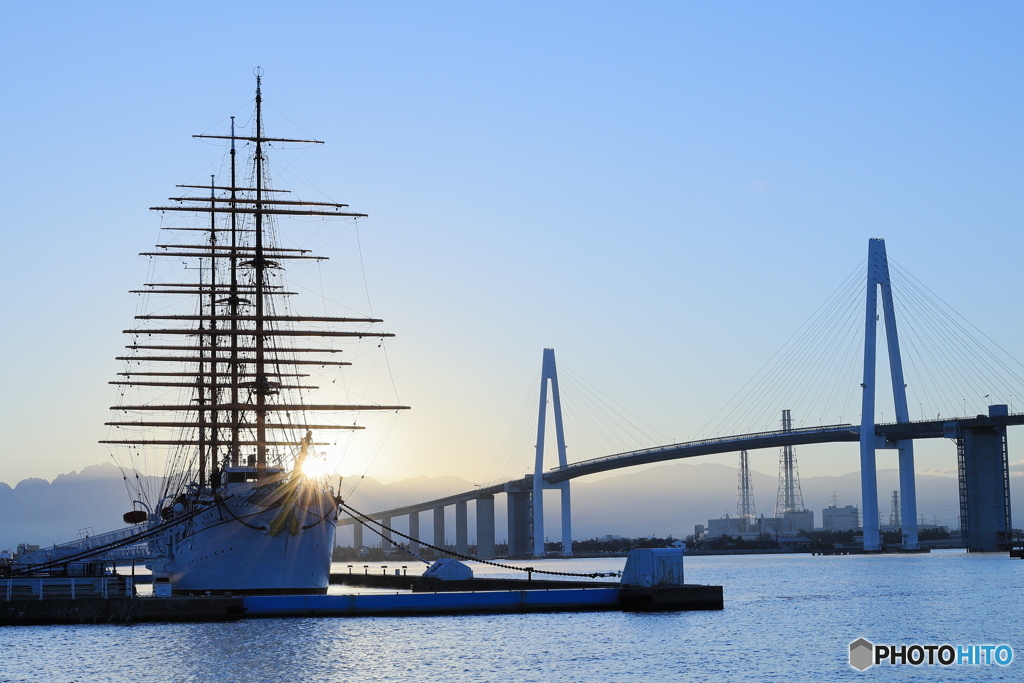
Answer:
[160,474,338,594]
[101,70,407,594]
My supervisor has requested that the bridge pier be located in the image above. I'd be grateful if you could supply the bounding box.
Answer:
[433,506,446,550]
[507,491,533,558]
[559,481,572,557]
[381,516,392,549]
[408,511,420,554]
[957,412,1012,552]
[898,443,919,549]
[476,494,495,559]
[455,501,469,555]
[353,521,363,549]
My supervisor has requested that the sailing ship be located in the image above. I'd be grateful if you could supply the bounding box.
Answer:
[103,70,407,594]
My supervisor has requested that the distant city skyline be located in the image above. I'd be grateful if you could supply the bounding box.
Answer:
[2,3,1023,492]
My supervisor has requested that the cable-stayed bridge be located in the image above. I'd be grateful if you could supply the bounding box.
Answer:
[341,239,1021,558]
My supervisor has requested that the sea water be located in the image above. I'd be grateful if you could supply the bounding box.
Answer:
[2,551,1021,682]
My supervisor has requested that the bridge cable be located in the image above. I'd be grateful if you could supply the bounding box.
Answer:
[697,260,866,438]
[889,261,1024,416]
[482,372,543,487]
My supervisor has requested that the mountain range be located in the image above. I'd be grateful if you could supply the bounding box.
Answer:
[5,461,1021,551]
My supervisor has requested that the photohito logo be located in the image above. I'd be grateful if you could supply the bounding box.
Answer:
[849,639,1013,671]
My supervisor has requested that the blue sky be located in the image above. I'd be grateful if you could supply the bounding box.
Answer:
[2,2,1023,488]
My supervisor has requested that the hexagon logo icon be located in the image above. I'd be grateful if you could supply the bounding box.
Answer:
[849,638,874,671]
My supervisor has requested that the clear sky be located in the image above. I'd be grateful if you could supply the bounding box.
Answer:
[2,2,1023,489]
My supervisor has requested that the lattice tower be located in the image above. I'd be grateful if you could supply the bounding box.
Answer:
[889,490,901,527]
[775,409,806,516]
[737,450,756,524]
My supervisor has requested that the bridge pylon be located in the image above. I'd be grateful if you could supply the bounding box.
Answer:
[860,238,919,551]
[531,348,572,558]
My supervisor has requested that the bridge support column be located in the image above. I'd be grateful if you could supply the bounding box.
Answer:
[959,421,1011,552]
[433,505,446,551]
[455,501,469,555]
[475,494,495,560]
[533,348,572,558]
[860,272,881,552]
[507,491,533,558]
[898,443,919,549]
[353,521,363,549]
[860,238,918,550]
[559,481,572,557]
[408,511,420,554]
[380,517,393,549]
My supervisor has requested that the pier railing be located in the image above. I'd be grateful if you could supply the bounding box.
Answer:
[2,562,133,600]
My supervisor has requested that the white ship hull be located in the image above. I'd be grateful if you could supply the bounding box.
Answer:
[157,478,338,595]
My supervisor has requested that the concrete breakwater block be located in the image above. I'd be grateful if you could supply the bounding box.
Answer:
[616,548,723,609]
[620,548,685,587]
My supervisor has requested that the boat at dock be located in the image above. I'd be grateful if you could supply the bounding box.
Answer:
[94,70,408,594]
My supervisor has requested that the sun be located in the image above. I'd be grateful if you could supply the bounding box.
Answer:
[300,456,329,478]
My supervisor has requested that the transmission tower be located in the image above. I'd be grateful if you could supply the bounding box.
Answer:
[737,450,756,527]
[889,490,901,527]
[775,409,805,516]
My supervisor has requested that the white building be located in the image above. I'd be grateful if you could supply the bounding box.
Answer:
[822,504,860,532]
[782,509,814,533]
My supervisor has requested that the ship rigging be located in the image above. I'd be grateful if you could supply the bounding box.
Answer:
[95,70,408,594]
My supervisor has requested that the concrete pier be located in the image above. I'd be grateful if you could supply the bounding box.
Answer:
[433,506,446,549]
[1,596,245,626]
[455,501,469,555]
[245,584,722,618]
[408,511,420,554]
[507,491,533,558]
[960,424,1011,552]
[476,494,495,559]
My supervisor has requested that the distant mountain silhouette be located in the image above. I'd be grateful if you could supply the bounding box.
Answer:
[0,463,147,550]
[3,461,1020,551]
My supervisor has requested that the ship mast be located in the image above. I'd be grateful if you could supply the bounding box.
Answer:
[207,174,220,489]
[254,71,268,476]
[104,71,409,491]
[196,174,217,491]
[229,116,240,469]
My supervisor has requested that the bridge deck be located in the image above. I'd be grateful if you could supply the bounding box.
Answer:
[343,412,1024,524]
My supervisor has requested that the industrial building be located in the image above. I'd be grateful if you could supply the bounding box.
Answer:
[822,504,860,532]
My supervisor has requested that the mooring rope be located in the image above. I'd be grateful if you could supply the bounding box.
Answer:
[339,501,620,579]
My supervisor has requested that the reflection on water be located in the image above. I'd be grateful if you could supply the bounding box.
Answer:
[3,552,1021,682]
